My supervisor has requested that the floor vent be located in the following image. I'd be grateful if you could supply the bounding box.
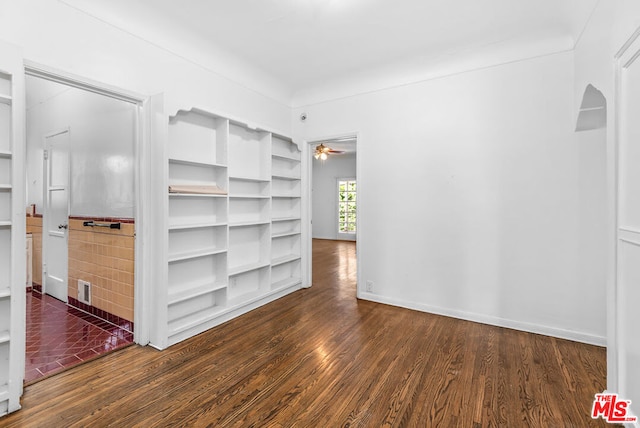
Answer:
[78,280,91,305]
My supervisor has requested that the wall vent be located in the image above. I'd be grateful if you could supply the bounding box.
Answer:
[77,280,91,305]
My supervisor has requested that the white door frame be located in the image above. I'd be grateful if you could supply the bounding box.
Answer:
[24,61,157,346]
[42,127,70,302]
[301,133,362,297]
[611,28,640,412]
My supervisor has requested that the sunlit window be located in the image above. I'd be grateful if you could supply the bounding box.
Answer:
[338,179,356,233]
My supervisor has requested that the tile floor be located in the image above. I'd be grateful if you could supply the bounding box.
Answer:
[25,291,134,384]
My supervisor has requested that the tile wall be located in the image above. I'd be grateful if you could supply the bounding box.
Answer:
[67,217,135,327]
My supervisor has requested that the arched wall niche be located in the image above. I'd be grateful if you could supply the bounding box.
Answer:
[576,84,607,132]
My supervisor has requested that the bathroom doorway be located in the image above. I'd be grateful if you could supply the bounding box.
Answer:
[24,73,137,383]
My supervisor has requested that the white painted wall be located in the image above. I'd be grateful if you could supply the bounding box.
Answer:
[26,77,136,218]
[295,51,608,345]
[0,0,291,134]
[312,153,356,240]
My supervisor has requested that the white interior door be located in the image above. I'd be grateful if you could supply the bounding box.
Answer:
[43,129,70,302]
[616,34,640,415]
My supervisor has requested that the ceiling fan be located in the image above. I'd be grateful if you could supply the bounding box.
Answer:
[314,143,344,160]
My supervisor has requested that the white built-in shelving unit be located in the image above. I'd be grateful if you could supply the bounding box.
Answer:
[270,136,302,291]
[0,71,14,415]
[166,109,229,342]
[163,108,302,347]
[227,123,272,305]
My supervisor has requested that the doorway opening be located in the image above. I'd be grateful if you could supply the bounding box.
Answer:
[24,72,138,383]
[307,136,359,296]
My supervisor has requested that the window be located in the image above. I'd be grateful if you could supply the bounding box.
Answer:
[338,179,356,234]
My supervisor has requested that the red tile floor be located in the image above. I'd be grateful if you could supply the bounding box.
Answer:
[25,291,134,384]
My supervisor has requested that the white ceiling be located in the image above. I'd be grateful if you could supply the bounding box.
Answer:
[61,0,598,101]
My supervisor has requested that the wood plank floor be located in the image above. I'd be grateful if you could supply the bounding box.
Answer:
[3,239,607,427]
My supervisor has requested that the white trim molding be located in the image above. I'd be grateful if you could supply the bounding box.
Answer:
[359,292,607,347]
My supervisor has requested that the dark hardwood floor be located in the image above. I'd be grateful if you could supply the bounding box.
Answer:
[2,239,607,427]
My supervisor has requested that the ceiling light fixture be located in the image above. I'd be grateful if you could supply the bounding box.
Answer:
[314,143,343,160]
[314,143,329,160]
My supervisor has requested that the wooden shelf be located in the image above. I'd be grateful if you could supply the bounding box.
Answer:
[272,217,300,223]
[0,289,9,299]
[271,153,300,162]
[0,185,11,191]
[272,254,301,267]
[168,222,227,231]
[272,194,300,198]
[168,306,225,337]
[169,281,227,306]
[169,193,226,198]
[0,149,11,158]
[0,331,9,344]
[168,158,227,169]
[272,231,301,239]
[229,261,270,276]
[229,220,270,228]
[272,136,300,163]
[0,221,11,228]
[229,175,270,183]
[229,195,270,199]
[272,174,300,181]
[271,277,302,290]
[168,248,227,263]
[0,94,11,106]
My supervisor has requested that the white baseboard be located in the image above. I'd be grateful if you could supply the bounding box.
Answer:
[312,235,356,242]
[312,235,336,240]
[359,292,606,347]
